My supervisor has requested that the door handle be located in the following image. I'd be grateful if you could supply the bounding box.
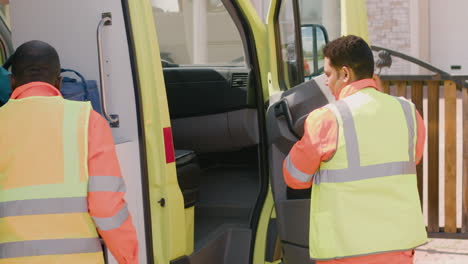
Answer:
[274,99,301,140]
[97,13,119,127]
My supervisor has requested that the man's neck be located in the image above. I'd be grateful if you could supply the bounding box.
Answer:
[336,79,378,100]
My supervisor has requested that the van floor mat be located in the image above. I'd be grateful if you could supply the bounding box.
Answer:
[194,220,248,251]
[197,165,258,206]
[194,165,258,249]
[190,225,252,264]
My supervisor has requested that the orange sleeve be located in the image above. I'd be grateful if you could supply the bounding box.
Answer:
[283,107,338,189]
[415,110,426,165]
[87,111,139,264]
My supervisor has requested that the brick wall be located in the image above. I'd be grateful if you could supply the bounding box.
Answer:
[367,0,412,74]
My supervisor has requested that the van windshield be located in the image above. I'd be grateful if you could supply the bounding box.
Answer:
[152,0,246,66]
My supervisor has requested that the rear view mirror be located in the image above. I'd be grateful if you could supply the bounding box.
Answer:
[301,24,329,79]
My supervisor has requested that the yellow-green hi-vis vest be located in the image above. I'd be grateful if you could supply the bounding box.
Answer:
[0,96,104,264]
[309,88,428,260]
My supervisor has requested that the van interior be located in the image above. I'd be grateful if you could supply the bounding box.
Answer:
[153,3,264,261]
[169,67,260,252]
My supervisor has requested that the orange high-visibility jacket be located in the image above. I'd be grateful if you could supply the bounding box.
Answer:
[0,82,138,263]
[283,79,426,264]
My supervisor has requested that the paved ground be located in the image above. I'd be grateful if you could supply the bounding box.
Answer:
[415,239,468,263]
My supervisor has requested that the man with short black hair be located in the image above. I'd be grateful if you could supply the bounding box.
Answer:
[11,40,62,87]
[322,35,375,97]
[283,35,427,264]
[0,40,138,263]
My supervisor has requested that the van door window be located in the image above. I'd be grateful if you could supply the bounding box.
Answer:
[299,0,339,79]
[278,0,341,88]
[152,0,245,66]
[299,0,340,40]
[278,0,303,89]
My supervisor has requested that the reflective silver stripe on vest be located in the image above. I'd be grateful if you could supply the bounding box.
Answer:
[285,154,315,183]
[0,238,101,259]
[0,197,87,218]
[88,176,126,192]
[316,98,416,184]
[395,98,415,162]
[315,161,416,184]
[335,100,361,168]
[92,204,129,231]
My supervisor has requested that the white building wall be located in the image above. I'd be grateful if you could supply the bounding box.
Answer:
[429,0,468,75]
[366,0,468,76]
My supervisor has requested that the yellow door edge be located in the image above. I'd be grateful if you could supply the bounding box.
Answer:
[126,1,186,262]
[253,187,276,264]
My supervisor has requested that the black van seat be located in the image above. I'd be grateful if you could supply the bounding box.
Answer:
[175,149,201,208]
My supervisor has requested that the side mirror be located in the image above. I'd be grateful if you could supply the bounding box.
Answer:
[301,24,329,80]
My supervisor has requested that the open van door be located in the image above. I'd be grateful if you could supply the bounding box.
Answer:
[265,1,386,263]
[266,79,329,263]
[264,0,337,263]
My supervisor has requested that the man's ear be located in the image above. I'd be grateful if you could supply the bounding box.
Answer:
[342,66,356,84]
[55,76,63,91]
[341,66,351,83]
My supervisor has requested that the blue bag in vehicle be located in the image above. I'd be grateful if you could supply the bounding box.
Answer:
[61,69,103,115]
[0,67,11,107]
